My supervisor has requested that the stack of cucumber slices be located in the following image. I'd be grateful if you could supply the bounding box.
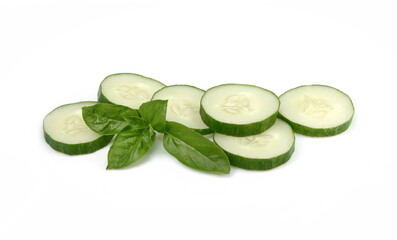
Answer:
[43,73,354,174]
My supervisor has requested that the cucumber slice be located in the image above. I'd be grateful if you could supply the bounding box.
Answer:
[98,73,165,109]
[152,85,212,134]
[279,85,354,137]
[43,102,113,155]
[200,84,279,136]
[214,119,295,170]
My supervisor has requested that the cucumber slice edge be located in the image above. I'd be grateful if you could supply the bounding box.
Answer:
[43,101,113,155]
[200,107,278,136]
[213,119,295,170]
[220,142,295,170]
[278,112,353,137]
[279,84,354,137]
[98,73,166,109]
[152,84,212,134]
[200,83,280,136]
[44,131,113,155]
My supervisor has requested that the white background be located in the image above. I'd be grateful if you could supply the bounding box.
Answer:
[1,0,396,239]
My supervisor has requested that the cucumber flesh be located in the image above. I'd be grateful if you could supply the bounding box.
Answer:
[98,73,165,109]
[279,85,354,137]
[152,85,212,134]
[200,84,279,136]
[43,102,112,155]
[214,119,295,170]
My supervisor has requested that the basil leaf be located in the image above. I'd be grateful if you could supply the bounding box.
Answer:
[107,126,156,169]
[123,116,150,134]
[139,100,167,133]
[163,121,230,174]
[82,103,139,135]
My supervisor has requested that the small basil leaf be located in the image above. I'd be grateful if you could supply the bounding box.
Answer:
[107,126,156,169]
[123,116,150,135]
[163,121,230,174]
[139,100,167,133]
[82,103,139,135]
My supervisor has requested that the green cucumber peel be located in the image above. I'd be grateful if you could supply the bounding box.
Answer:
[97,89,112,105]
[216,138,295,170]
[200,107,278,137]
[278,113,353,137]
[44,131,113,155]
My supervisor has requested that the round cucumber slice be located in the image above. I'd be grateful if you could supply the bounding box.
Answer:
[98,73,165,109]
[279,85,354,137]
[43,102,113,155]
[152,85,212,135]
[200,84,279,136]
[214,119,295,170]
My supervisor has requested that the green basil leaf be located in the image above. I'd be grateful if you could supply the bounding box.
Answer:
[163,121,230,174]
[123,116,150,135]
[107,126,156,169]
[82,103,139,135]
[139,100,167,133]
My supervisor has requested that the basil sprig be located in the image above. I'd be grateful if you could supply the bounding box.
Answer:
[82,100,231,174]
